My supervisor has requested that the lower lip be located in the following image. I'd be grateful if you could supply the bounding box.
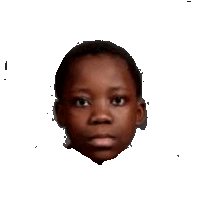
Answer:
[89,138,115,147]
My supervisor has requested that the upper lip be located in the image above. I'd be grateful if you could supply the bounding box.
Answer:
[89,133,115,139]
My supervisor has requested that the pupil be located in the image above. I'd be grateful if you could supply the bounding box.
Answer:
[116,97,121,103]
[80,99,85,105]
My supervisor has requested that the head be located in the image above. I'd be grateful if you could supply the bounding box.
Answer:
[54,40,146,165]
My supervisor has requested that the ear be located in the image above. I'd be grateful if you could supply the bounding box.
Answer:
[54,101,66,128]
[135,98,146,127]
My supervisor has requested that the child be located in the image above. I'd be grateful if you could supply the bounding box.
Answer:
[53,40,146,165]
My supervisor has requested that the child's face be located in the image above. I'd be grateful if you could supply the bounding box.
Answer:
[57,54,145,163]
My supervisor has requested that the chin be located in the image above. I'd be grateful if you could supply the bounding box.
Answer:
[87,149,120,163]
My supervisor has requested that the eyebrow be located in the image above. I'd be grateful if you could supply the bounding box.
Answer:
[70,86,129,93]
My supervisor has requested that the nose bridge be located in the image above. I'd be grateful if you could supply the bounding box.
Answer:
[90,98,112,123]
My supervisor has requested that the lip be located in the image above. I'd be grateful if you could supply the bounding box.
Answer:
[89,133,115,139]
[89,137,116,147]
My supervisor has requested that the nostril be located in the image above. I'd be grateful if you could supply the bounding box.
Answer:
[93,120,110,124]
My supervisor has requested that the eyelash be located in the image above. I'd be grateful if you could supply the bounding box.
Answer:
[73,95,128,107]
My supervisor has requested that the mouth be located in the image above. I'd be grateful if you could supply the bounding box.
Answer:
[89,133,115,139]
[89,137,116,147]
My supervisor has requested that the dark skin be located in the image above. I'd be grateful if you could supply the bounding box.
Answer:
[56,54,146,165]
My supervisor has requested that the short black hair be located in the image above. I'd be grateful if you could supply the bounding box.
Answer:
[55,40,142,102]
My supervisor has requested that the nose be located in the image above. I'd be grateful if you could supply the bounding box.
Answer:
[91,106,112,124]
[90,101,112,124]
[91,114,112,124]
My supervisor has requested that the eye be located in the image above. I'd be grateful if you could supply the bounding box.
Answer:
[75,98,90,107]
[112,96,126,106]
[73,95,127,107]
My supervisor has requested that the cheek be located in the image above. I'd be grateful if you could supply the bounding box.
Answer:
[64,110,88,135]
[63,106,86,122]
[118,128,136,150]
[120,123,135,139]
[70,110,88,125]
[117,107,137,125]
[117,111,137,140]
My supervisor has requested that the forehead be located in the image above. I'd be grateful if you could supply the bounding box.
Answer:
[65,54,136,93]
[69,54,129,79]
